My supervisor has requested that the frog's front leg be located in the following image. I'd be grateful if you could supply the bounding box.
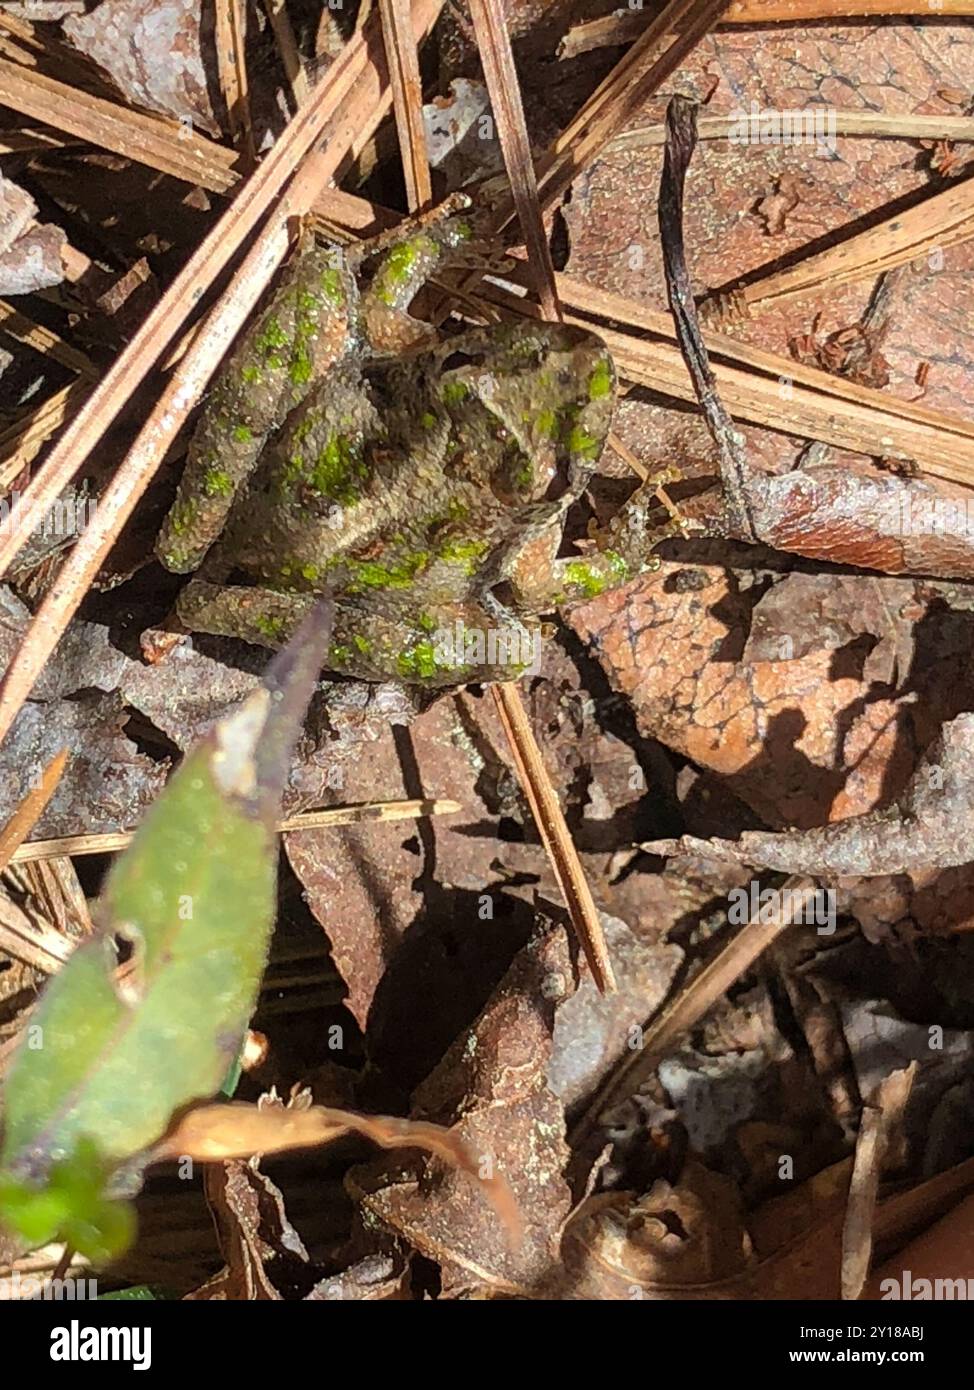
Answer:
[156,243,355,574]
[508,468,693,607]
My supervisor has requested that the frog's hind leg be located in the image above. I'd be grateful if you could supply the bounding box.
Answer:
[156,243,357,575]
[176,578,316,650]
[320,598,542,686]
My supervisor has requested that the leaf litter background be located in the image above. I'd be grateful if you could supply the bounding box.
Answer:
[3,0,974,1298]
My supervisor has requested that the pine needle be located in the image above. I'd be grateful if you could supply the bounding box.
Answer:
[12,798,463,864]
[379,0,433,210]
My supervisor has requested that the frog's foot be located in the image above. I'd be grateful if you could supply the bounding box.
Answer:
[501,469,694,609]
[345,192,472,272]
[555,478,695,603]
[326,600,542,687]
[176,579,317,649]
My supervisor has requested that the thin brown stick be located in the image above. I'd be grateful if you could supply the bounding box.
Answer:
[306,0,444,214]
[215,0,256,166]
[505,0,730,230]
[0,380,91,483]
[0,56,238,191]
[12,798,463,864]
[492,683,616,994]
[0,749,67,873]
[0,898,74,974]
[560,0,974,57]
[469,0,561,320]
[594,320,974,483]
[379,0,433,211]
[608,112,974,149]
[0,128,83,155]
[0,302,98,379]
[466,4,611,991]
[731,0,974,16]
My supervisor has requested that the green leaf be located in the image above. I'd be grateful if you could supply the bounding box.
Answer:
[0,600,334,1262]
[0,1138,135,1266]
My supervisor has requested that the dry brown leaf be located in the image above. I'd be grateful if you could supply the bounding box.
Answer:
[186,1092,311,1301]
[348,930,574,1296]
[63,0,223,135]
[645,711,974,877]
[741,573,917,683]
[716,463,974,584]
[570,558,974,831]
[154,1098,520,1241]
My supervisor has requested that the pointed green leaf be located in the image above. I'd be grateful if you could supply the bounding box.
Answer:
[0,600,334,1260]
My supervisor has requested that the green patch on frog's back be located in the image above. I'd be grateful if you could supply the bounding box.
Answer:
[310,434,367,502]
[440,379,470,407]
[587,357,614,400]
[345,549,431,593]
[561,550,630,600]
[289,347,313,386]
[568,424,600,461]
[275,554,336,588]
[318,267,344,307]
[396,639,438,680]
[165,496,200,538]
[255,317,287,356]
[535,407,557,439]
[395,633,472,681]
[439,536,489,574]
[278,433,369,506]
[254,613,288,642]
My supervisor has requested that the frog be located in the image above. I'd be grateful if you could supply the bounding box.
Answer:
[155,204,682,686]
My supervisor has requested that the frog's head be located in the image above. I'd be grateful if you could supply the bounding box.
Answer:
[434,323,616,507]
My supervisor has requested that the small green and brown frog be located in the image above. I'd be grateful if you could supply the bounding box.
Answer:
[156,208,678,685]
